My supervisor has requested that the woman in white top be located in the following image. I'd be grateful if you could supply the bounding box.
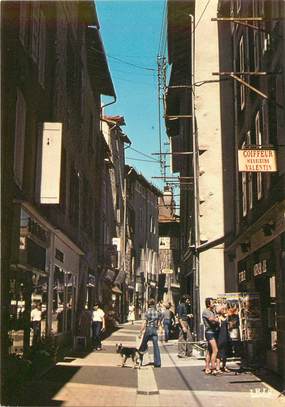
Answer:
[92,303,105,350]
[128,304,135,325]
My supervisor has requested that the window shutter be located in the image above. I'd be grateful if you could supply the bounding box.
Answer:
[39,123,63,204]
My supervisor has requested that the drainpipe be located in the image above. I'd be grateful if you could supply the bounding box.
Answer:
[189,13,201,340]
[100,96,117,131]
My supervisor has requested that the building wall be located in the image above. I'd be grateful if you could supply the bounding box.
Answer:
[218,0,285,383]
[127,170,160,311]
[2,1,112,376]
[194,0,225,314]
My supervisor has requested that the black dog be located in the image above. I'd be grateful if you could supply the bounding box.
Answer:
[116,343,143,368]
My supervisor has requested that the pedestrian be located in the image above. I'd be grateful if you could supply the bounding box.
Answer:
[139,298,162,368]
[202,298,220,375]
[92,303,105,351]
[128,303,135,325]
[217,304,231,372]
[176,295,194,358]
[162,303,175,342]
[30,302,42,346]
[156,299,165,313]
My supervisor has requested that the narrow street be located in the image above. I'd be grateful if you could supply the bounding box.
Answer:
[20,322,282,407]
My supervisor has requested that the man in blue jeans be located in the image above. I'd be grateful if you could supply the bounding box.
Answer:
[139,298,162,367]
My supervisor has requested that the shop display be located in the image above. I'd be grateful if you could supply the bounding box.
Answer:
[217,292,263,342]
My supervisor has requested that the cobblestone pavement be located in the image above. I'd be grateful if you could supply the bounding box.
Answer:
[20,322,284,406]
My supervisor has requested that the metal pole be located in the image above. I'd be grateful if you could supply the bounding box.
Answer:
[122,176,127,322]
[190,13,201,340]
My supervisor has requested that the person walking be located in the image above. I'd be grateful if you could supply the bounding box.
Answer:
[177,295,193,358]
[217,304,231,372]
[162,303,175,342]
[139,298,162,368]
[30,302,42,346]
[202,298,220,375]
[128,304,135,325]
[92,303,105,351]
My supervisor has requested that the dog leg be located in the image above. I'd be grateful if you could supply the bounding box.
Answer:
[121,355,127,367]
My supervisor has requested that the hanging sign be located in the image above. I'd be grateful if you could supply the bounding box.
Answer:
[238,149,277,172]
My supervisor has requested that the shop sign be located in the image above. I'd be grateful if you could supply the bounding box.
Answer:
[238,270,246,283]
[253,259,267,277]
[238,149,277,172]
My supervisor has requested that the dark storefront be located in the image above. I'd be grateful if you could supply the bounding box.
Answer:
[238,242,279,373]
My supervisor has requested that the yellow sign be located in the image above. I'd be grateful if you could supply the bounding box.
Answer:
[161,268,174,274]
[238,149,277,172]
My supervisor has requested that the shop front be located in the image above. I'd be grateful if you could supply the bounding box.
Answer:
[9,207,50,355]
[238,242,279,372]
[8,204,83,354]
[50,235,82,340]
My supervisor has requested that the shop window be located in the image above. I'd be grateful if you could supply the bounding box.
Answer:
[52,267,75,334]
[14,89,26,189]
[255,111,263,199]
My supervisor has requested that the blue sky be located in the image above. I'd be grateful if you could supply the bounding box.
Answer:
[96,0,168,191]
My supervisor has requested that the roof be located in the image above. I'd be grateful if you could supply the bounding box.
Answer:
[102,115,126,126]
[78,1,100,27]
[125,165,162,197]
[87,26,116,97]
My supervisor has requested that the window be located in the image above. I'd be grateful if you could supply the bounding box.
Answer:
[253,30,261,71]
[241,142,247,217]
[38,10,46,86]
[14,89,26,188]
[255,111,263,199]
[19,2,29,47]
[88,113,94,152]
[236,0,241,13]
[60,148,67,210]
[139,208,143,228]
[66,30,81,106]
[69,164,79,226]
[31,3,40,63]
[239,36,245,110]
[246,131,253,210]
[150,216,153,233]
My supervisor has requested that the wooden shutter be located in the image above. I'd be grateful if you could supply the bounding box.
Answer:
[39,123,63,204]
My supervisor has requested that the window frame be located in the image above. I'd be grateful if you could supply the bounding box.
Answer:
[255,111,263,200]
[239,35,245,110]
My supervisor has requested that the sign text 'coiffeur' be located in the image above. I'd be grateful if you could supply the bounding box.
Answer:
[238,149,277,172]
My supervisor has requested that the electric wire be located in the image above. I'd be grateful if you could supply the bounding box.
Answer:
[128,147,159,162]
[126,157,161,163]
[194,0,212,33]
[87,45,156,71]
